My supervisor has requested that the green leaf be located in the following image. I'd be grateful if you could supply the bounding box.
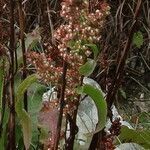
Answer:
[38,125,49,144]
[28,83,46,111]
[16,74,37,104]
[81,84,107,132]
[28,83,46,145]
[118,126,150,149]
[85,44,100,59]
[16,74,37,150]
[0,107,9,149]
[133,31,144,48]
[0,59,5,109]
[79,59,96,76]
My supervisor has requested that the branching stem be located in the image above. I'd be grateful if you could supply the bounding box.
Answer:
[18,0,28,111]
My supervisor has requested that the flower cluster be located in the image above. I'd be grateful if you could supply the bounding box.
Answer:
[28,52,62,83]
[28,0,110,112]
[28,1,110,148]
[54,0,110,63]
[100,118,121,150]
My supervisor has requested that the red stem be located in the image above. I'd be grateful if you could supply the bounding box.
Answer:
[54,60,67,150]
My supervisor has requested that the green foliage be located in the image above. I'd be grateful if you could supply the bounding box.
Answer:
[118,126,150,149]
[79,59,96,76]
[0,107,9,149]
[28,82,46,114]
[15,123,23,147]
[28,83,47,146]
[38,126,49,144]
[85,44,100,59]
[133,31,144,48]
[79,84,107,132]
[138,112,150,129]
[15,74,37,150]
[79,44,99,76]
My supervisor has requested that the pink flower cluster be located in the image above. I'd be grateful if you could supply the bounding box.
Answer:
[54,0,110,63]
[28,0,110,108]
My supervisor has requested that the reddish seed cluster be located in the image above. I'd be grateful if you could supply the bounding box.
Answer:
[28,0,110,111]
[101,135,115,150]
[28,1,110,148]
[100,118,121,150]
[109,118,121,136]
[54,0,110,64]
[28,52,63,84]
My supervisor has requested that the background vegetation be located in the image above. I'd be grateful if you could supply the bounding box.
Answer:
[0,0,150,150]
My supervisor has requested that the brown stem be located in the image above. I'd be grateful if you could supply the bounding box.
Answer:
[0,61,6,137]
[65,77,83,150]
[90,1,142,149]
[54,60,67,150]
[106,0,142,112]
[17,0,28,111]
[7,0,16,149]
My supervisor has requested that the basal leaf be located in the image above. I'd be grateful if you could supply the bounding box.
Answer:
[133,31,144,48]
[81,84,107,132]
[20,111,32,150]
[118,126,150,149]
[16,74,37,150]
[79,59,96,76]
[85,44,100,59]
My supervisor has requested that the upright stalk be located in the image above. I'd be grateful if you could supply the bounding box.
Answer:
[18,0,28,111]
[7,0,16,149]
[106,0,142,111]
[54,60,67,150]
[90,1,142,149]
[65,77,83,150]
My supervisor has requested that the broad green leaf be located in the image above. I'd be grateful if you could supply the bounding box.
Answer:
[38,125,49,144]
[118,126,150,149]
[16,74,37,104]
[85,44,100,59]
[0,59,5,109]
[79,59,96,76]
[133,31,144,48]
[81,84,107,132]
[16,74,37,150]
[28,83,46,146]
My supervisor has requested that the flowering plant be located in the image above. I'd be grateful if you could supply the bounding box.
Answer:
[28,0,110,149]
[29,0,110,104]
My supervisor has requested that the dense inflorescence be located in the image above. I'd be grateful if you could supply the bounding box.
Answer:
[27,0,110,149]
[28,0,110,113]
